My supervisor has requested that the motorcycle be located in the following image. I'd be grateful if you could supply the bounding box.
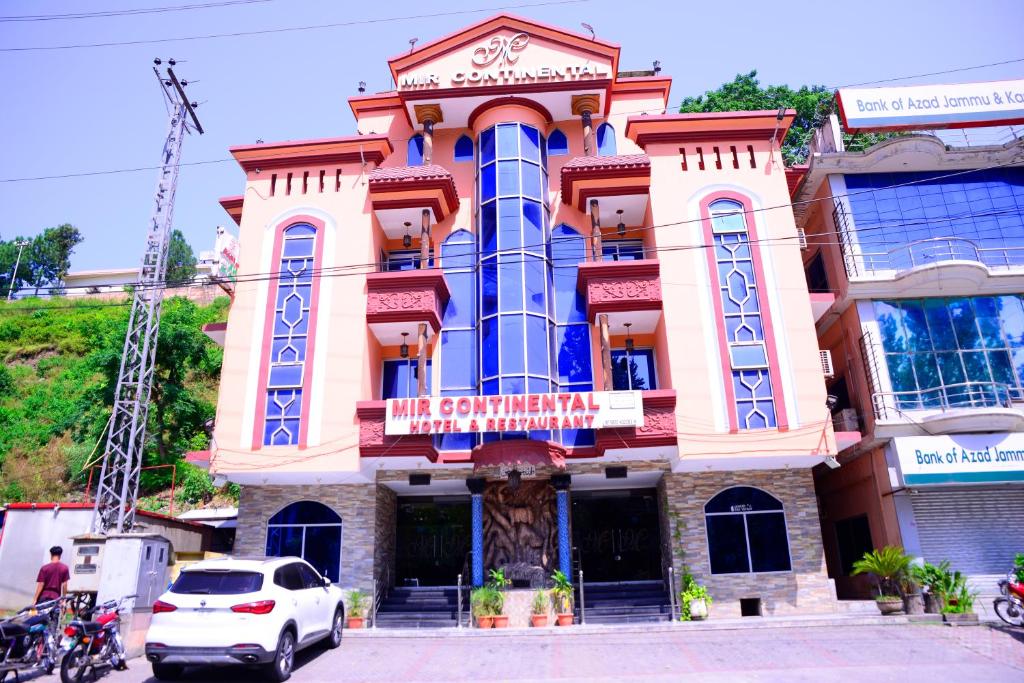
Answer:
[994,569,1024,627]
[0,596,66,681]
[59,594,136,683]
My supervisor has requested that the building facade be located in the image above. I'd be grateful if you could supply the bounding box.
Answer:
[796,111,1024,602]
[209,14,839,619]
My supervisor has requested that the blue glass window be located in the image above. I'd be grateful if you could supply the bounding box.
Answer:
[438,230,478,450]
[548,129,568,156]
[408,134,424,165]
[382,249,432,272]
[611,349,657,390]
[454,134,474,162]
[705,487,791,575]
[382,358,432,399]
[708,199,777,429]
[873,295,1024,408]
[602,240,646,261]
[264,224,318,446]
[266,502,342,582]
[596,123,616,156]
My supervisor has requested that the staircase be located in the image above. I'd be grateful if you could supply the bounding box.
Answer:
[373,586,463,629]
[578,580,674,624]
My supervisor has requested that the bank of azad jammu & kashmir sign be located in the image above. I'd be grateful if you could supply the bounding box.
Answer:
[397,32,610,90]
[385,390,644,436]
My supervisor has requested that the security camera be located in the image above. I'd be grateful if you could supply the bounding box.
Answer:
[825,394,838,410]
[823,456,841,470]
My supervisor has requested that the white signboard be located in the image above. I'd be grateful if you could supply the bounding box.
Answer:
[837,79,1024,132]
[891,433,1024,486]
[385,390,644,436]
[214,226,239,292]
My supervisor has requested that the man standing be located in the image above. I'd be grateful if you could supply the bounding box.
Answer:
[33,545,70,604]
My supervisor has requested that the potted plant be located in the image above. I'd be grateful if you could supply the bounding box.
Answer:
[900,575,925,615]
[550,570,574,626]
[678,570,712,621]
[488,569,510,628]
[345,589,368,629]
[530,590,549,627]
[910,561,952,614]
[941,576,979,625]
[470,585,499,628]
[851,546,911,615]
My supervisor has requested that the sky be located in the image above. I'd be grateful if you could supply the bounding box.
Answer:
[1,0,1023,271]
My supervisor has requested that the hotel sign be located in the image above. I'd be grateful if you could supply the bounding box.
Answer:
[892,433,1024,485]
[385,390,644,435]
[837,79,1024,133]
[397,32,610,90]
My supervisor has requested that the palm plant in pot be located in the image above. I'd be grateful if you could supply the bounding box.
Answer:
[530,590,549,627]
[851,546,911,615]
[346,589,368,628]
[470,585,501,628]
[550,570,575,626]
[488,569,511,628]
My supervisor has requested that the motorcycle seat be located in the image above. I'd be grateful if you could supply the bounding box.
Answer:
[80,621,107,634]
[0,622,29,639]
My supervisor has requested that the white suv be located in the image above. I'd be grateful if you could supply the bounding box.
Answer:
[145,556,345,681]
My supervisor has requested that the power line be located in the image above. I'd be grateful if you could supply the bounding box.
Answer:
[0,0,591,52]
[0,0,276,23]
[834,57,1024,89]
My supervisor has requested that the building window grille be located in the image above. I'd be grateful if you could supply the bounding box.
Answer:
[705,486,791,575]
[610,348,657,390]
[265,501,342,583]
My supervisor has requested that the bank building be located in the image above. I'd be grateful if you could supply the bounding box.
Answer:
[206,14,841,624]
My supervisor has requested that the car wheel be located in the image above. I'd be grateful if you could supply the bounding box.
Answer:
[266,629,295,682]
[324,607,343,649]
[152,662,184,680]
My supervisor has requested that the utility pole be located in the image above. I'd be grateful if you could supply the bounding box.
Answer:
[6,239,30,301]
[91,59,203,534]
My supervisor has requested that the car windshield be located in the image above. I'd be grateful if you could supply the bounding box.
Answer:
[170,570,263,595]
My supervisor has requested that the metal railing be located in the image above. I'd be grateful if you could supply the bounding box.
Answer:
[872,381,1015,421]
[456,573,463,629]
[667,566,679,621]
[370,563,390,629]
[577,570,585,625]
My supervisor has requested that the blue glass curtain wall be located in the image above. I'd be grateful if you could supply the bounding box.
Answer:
[874,295,1024,408]
[551,224,594,446]
[438,230,478,450]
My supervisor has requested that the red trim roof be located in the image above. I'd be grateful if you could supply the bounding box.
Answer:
[3,502,205,529]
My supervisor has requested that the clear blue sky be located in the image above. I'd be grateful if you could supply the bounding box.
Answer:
[1,0,1022,271]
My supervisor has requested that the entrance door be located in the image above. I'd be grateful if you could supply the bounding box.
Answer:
[395,496,470,587]
[571,489,662,582]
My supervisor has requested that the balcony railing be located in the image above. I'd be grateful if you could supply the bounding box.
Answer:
[832,207,1024,278]
[872,381,1015,421]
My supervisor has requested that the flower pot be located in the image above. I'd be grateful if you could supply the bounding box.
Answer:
[476,616,494,628]
[875,598,904,616]
[903,593,925,615]
[530,614,549,627]
[943,612,979,626]
[924,592,942,614]
[556,613,574,626]
[346,617,364,629]
[493,615,509,628]
[689,598,708,621]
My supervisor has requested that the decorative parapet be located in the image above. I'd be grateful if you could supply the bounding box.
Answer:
[596,389,677,452]
[365,268,450,335]
[576,259,663,323]
[356,400,438,461]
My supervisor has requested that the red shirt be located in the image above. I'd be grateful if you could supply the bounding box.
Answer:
[36,562,70,601]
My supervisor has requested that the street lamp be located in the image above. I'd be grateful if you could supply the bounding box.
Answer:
[6,239,29,301]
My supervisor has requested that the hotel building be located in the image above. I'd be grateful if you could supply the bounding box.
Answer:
[208,14,839,624]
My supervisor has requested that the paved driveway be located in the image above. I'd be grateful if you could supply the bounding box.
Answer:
[117,623,1024,682]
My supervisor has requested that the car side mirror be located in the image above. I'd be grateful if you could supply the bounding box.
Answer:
[322,575,331,588]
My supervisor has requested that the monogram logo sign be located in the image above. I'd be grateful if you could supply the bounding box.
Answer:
[471,32,530,68]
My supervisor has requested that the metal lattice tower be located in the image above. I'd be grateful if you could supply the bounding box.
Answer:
[92,63,203,534]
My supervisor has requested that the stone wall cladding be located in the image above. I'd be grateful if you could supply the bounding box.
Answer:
[374,485,397,589]
[662,468,836,617]
[235,484,380,591]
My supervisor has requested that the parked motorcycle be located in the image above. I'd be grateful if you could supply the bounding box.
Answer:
[0,596,66,681]
[59,594,136,683]
[994,570,1024,627]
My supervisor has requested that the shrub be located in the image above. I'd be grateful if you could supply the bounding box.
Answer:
[851,546,911,598]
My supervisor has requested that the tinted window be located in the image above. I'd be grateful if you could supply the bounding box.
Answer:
[273,564,305,591]
[171,571,263,595]
[296,563,322,589]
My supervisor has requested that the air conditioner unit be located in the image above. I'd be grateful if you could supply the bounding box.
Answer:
[819,349,835,378]
[833,408,860,432]
[797,227,809,250]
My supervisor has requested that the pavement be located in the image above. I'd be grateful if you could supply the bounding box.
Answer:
[111,622,1024,682]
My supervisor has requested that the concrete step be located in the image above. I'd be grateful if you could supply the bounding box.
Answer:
[835,600,883,615]
[583,612,673,624]
[373,618,458,629]
[583,596,671,608]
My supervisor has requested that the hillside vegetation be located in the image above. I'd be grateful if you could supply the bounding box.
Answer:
[0,295,231,511]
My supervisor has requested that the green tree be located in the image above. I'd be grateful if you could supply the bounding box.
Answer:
[0,237,36,297]
[28,224,83,294]
[678,70,897,165]
[165,229,198,285]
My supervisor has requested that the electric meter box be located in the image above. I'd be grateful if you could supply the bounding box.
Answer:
[96,533,172,608]
[68,534,108,594]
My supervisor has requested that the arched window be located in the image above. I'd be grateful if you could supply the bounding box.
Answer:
[454,135,474,162]
[408,134,424,165]
[266,501,342,582]
[706,197,778,430]
[263,223,319,446]
[596,123,616,156]
[704,486,791,574]
[548,129,568,156]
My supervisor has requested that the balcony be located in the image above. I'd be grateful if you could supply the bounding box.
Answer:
[367,165,459,236]
[871,381,1024,437]
[356,400,438,461]
[365,269,449,345]
[560,154,650,228]
[576,259,663,334]
[596,389,677,456]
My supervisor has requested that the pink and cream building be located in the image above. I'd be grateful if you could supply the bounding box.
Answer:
[208,14,839,622]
